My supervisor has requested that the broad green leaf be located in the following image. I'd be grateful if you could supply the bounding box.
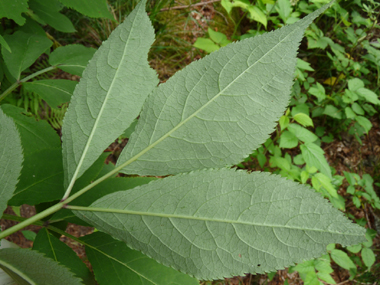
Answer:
[49,45,96,76]
[356,88,380,105]
[58,0,114,20]
[345,107,356,119]
[347,78,364,92]
[346,243,362,253]
[33,228,95,284]
[313,173,338,198]
[279,115,289,131]
[0,109,23,215]
[270,156,290,171]
[193,38,220,53]
[300,142,331,179]
[279,130,298,148]
[28,0,76,33]
[9,148,64,206]
[0,35,11,53]
[308,83,326,101]
[361,247,375,268]
[355,116,372,133]
[62,0,158,186]
[288,124,318,143]
[118,4,333,176]
[296,58,314,71]
[316,272,335,284]
[81,232,199,285]
[74,169,365,280]
[330,249,356,270]
[1,31,52,80]
[0,248,82,284]
[351,102,364,115]
[247,5,267,27]
[208,28,231,46]
[293,113,314,127]
[0,104,60,156]
[323,105,342,119]
[21,231,37,242]
[0,0,28,25]
[23,79,77,107]
[221,0,233,14]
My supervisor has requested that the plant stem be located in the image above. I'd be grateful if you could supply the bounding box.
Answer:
[0,203,63,239]
[2,214,86,245]
[0,66,58,103]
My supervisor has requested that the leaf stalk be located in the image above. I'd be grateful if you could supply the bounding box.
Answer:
[0,66,58,103]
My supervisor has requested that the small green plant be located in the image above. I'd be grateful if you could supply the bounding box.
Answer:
[0,1,368,284]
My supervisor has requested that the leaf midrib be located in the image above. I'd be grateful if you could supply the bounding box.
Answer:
[76,206,361,236]
[67,6,140,185]
[125,23,302,167]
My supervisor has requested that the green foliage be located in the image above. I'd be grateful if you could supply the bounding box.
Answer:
[0,248,83,284]
[62,0,158,190]
[75,169,364,279]
[81,232,199,285]
[0,0,376,284]
[0,109,23,215]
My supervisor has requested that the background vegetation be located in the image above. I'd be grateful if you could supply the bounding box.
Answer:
[0,0,379,284]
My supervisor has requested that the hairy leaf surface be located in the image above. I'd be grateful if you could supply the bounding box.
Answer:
[75,169,365,280]
[0,109,23,215]
[117,4,331,176]
[33,228,95,284]
[0,248,82,284]
[82,232,199,285]
[23,79,77,107]
[62,0,158,187]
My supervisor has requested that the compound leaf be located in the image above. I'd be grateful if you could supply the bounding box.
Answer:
[0,248,82,284]
[1,31,52,80]
[0,0,28,25]
[81,232,199,285]
[23,79,77,107]
[74,169,365,280]
[117,3,332,176]
[58,0,114,20]
[0,109,23,215]
[33,228,95,284]
[49,45,96,76]
[62,0,158,187]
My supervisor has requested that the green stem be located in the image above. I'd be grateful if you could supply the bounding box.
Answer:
[0,66,58,103]
[1,214,86,245]
[0,203,63,239]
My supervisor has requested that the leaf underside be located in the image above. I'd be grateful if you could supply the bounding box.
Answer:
[62,0,158,186]
[117,3,332,176]
[0,109,23,215]
[74,169,365,280]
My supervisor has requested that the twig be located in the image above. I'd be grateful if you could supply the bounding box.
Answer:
[159,0,221,12]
